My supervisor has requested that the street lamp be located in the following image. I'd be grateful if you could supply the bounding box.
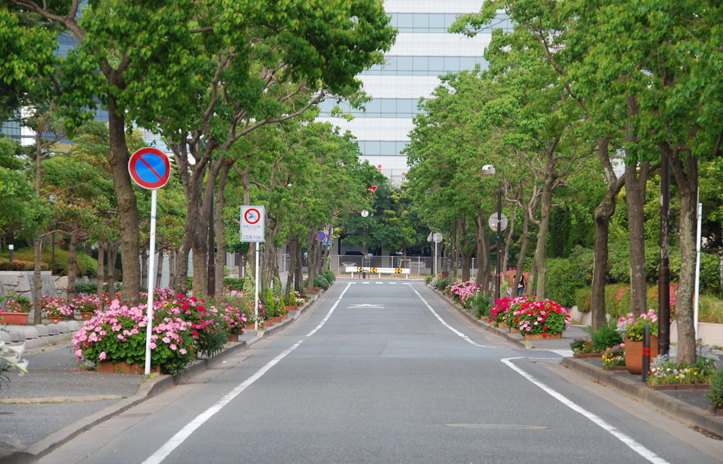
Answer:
[8,244,14,263]
[482,164,502,302]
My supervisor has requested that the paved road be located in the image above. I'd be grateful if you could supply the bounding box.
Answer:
[41,281,723,463]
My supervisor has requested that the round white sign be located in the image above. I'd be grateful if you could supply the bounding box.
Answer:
[489,213,508,232]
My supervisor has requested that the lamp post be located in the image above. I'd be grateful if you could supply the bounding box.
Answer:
[659,156,670,356]
[481,164,502,302]
[8,244,14,263]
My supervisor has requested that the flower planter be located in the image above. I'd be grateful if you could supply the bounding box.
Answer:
[624,336,658,375]
[265,320,274,327]
[97,361,160,375]
[244,322,256,330]
[523,332,563,341]
[271,316,281,323]
[498,322,508,329]
[228,333,241,342]
[281,314,288,320]
[713,407,723,417]
[605,366,627,372]
[509,328,520,334]
[49,317,64,324]
[80,312,94,321]
[285,305,298,312]
[0,312,29,325]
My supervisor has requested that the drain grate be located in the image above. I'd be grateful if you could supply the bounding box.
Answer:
[445,424,548,430]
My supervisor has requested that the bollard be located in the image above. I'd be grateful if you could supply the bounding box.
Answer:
[642,322,650,383]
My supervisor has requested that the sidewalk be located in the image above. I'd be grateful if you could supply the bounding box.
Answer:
[432,286,723,437]
[0,291,325,464]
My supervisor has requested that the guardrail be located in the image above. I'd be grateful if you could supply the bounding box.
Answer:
[344,266,410,279]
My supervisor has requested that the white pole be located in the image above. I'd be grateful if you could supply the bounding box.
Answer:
[694,201,702,337]
[254,242,259,330]
[434,241,438,277]
[144,189,158,376]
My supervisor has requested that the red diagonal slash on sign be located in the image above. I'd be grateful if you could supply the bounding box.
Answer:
[139,155,162,181]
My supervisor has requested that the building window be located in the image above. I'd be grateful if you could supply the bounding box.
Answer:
[357,140,409,156]
[388,13,513,34]
[318,98,427,118]
[363,56,487,76]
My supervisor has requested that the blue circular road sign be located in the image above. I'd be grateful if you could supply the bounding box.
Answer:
[129,147,171,190]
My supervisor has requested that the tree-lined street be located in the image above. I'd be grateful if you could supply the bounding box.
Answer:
[34,281,722,464]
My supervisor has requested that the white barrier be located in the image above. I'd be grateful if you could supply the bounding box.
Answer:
[344,266,410,279]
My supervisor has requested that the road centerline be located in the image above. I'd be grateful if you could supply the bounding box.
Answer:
[306,282,352,337]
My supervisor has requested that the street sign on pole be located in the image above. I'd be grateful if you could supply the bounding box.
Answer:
[240,206,265,242]
[129,147,172,376]
[488,213,508,232]
[433,232,443,243]
[240,205,265,330]
[128,147,171,190]
[316,231,327,242]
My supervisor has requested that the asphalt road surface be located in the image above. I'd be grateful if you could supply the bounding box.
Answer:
[40,280,723,463]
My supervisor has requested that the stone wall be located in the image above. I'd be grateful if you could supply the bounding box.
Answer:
[0,271,95,308]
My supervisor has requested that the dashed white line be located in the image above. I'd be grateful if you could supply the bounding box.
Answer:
[376,282,383,285]
[502,357,669,464]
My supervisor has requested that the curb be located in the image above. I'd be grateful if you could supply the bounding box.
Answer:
[428,286,531,350]
[561,357,723,438]
[0,288,326,464]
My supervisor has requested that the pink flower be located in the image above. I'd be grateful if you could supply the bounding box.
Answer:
[99,352,106,360]
[170,344,177,350]
[162,336,170,343]
[150,342,156,349]
[180,349,187,355]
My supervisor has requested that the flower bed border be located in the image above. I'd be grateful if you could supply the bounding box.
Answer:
[649,383,710,391]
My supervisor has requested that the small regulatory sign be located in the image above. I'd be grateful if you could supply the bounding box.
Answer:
[317,231,327,242]
[395,268,402,274]
[240,206,265,242]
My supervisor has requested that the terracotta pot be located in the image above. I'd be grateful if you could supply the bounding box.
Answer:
[228,333,240,342]
[0,312,29,325]
[271,316,281,323]
[285,305,297,312]
[265,320,274,327]
[97,361,160,375]
[523,332,563,341]
[281,314,288,320]
[509,328,520,334]
[49,317,64,324]
[714,407,723,417]
[624,336,658,375]
[498,322,508,329]
[80,312,94,321]
[244,322,256,330]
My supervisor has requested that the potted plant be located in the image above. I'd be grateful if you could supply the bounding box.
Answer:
[648,353,716,390]
[1,294,32,325]
[267,289,280,323]
[278,297,288,319]
[617,309,659,374]
[41,296,73,323]
[286,291,298,311]
[707,367,723,415]
[517,299,570,340]
[502,296,531,333]
[219,300,247,342]
[602,344,626,370]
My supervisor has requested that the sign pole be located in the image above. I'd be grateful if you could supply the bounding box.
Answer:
[255,242,259,330]
[144,189,158,375]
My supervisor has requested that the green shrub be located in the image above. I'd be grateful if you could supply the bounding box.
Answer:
[187,277,193,290]
[0,248,97,276]
[706,367,723,410]
[583,319,623,352]
[424,275,434,285]
[545,258,586,308]
[289,291,297,306]
[75,282,97,295]
[574,287,592,312]
[473,292,491,319]
[272,276,283,298]
[313,275,330,291]
[437,278,450,291]
[266,288,276,317]
[224,277,245,290]
[323,269,336,284]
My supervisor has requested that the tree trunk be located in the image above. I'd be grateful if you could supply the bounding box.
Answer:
[140,248,148,290]
[667,148,698,364]
[533,180,554,299]
[295,235,303,293]
[66,221,80,302]
[285,235,297,299]
[33,238,43,324]
[107,242,117,295]
[214,162,232,295]
[306,229,316,293]
[169,249,176,290]
[450,220,458,281]
[512,199,531,298]
[96,239,105,300]
[502,204,517,275]
[475,209,491,293]
[156,250,164,291]
[107,96,141,305]
[625,160,650,316]
[591,139,624,329]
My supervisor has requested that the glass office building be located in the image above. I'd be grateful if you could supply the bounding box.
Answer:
[315,0,503,182]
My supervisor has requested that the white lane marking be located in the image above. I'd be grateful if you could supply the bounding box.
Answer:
[306,282,352,337]
[348,304,383,308]
[362,282,370,284]
[547,349,574,358]
[389,282,396,285]
[376,282,383,285]
[502,357,669,464]
[143,340,304,464]
[407,285,487,348]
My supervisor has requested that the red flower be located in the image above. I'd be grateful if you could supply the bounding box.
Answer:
[544,326,548,330]
[542,333,547,338]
